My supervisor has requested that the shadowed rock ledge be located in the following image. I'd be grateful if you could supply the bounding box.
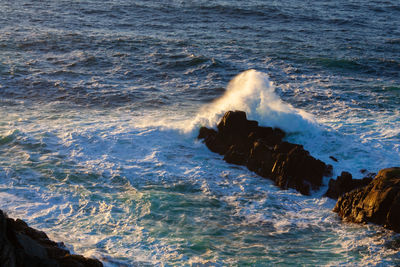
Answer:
[324,171,373,199]
[333,167,400,233]
[198,110,331,195]
[0,209,103,267]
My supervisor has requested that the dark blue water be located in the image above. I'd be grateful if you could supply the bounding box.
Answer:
[1,1,400,265]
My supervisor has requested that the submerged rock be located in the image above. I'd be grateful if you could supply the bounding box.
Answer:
[198,110,330,195]
[0,209,102,267]
[333,167,400,233]
[329,156,338,162]
[325,171,373,199]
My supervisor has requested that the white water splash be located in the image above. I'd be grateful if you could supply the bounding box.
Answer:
[188,69,317,133]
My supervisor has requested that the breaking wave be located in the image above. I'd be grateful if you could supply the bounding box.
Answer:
[189,69,317,133]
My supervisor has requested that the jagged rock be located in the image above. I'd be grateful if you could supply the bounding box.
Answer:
[246,140,274,172]
[324,164,333,177]
[224,144,248,165]
[198,110,330,195]
[360,169,376,179]
[247,126,284,146]
[333,167,400,233]
[270,145,327,195]
[325,171,373,199]
[198,127,227,154]
[217,110,258,138]
[0,209,103,267]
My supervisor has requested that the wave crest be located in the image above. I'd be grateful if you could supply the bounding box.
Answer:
[189,69,316,133]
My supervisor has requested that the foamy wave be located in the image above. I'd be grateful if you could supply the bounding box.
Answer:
[187,69,317,133]
[129,70,318,136]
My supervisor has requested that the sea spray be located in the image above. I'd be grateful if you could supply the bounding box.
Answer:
[131,70,319,137]
[189,69,317,133]
[2,0,400,265]
[79,70,398,178]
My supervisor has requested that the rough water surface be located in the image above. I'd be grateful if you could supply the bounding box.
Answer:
[1,0,400,266]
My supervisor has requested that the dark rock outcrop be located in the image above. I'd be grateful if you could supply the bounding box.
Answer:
[333,167,400,233]
[0,209,102,267]
[198,110,331,195]
[325,171,373,199]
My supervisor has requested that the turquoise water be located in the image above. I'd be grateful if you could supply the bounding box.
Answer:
[1,1,400,265]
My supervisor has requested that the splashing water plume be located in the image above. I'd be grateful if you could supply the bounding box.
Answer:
[189,70,316,133]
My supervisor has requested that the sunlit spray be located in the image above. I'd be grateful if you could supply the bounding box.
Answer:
[189,69,317,133]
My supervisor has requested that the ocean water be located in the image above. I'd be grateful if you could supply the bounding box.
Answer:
[1,0,400,265]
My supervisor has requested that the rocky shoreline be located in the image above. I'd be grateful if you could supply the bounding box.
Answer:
[199,110,400,233]
[0,209,102,267]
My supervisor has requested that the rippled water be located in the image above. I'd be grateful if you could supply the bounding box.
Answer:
[1,0,400,266]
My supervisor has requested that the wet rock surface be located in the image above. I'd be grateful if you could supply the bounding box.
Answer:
[334,167,400,233]
[198,110,330,195]
[0,209,103,267]
[325,171,373,199]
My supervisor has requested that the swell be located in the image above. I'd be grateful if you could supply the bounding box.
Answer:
[0,28,231,108]
[302,57,400,76]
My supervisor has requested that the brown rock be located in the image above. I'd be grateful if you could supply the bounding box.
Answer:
[334,167,400,233]
[247,127,285,146]
[325,171,373,199]
[217,110,258,138]
[0,210,103,267]
[246,141,274,172]
[223,145,248,165]
[198,127,227,155]
[269,146,326,195]
[198,110,330,195]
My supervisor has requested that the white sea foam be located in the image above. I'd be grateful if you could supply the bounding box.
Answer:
[188,69,317,133]
[1,70,400,266]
